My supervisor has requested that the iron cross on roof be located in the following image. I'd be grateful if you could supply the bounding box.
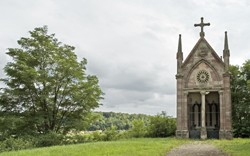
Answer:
[194,17,210,38]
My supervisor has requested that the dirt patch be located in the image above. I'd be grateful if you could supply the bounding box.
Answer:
[166,141,228,156]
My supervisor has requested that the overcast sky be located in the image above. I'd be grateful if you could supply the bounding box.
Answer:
[0,0,250,116]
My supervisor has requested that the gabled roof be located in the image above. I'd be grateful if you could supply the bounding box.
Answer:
[182,37,224,68]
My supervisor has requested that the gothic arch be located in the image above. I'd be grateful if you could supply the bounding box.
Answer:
[185,59,221,88]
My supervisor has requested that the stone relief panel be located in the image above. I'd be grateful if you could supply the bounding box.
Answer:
[185,61,222,88]
[196,70,210,84]
[182,40,224,80]
[197,43,209,58]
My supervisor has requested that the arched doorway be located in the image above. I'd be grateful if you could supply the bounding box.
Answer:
[188,92,220,139]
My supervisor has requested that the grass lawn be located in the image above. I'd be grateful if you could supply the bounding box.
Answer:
[0,138,249,156]
[0,138,189,156]
[209,138,250,156]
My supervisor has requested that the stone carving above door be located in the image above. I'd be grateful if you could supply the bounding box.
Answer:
[196,70,209,84]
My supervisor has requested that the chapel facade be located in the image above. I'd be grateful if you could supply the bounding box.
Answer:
[176,17,232,139]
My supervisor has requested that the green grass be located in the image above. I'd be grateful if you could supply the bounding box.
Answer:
[209,138,250,156]
[0,138,189,156]
[1,138,250,156]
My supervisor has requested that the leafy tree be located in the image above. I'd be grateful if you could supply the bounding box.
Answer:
[0,26,103,135]
[147,112,176,137]
[129,119,146,138]
[230,60,250,137]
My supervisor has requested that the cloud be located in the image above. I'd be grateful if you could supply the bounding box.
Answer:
[0,0,250,116]
[96,88,176,115]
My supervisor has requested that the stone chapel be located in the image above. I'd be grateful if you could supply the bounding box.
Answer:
[175,17,232,139]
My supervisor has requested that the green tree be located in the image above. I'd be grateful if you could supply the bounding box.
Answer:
[147,112,176,137]
[230,60,250,137]
[0,26,103,135]
[129,119,146,138]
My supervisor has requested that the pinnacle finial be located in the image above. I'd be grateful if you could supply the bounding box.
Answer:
[176,34,183,73]
[178,34,182,53]
[177,34,183,61]
[224,31,229,50]
[223,31,230,72]
[194,17,210,37]
[223,31,230,58]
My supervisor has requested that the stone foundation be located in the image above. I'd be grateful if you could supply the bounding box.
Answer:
[200,127,207,139]
[176,130,189,138]
[219,130,233,139]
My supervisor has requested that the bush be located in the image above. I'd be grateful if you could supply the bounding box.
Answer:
[117,130,131,139]
[0,137,34,152]
[103,125,119,141]
[129,119,147,138]
[147,112,176,137]
[92,131,105,141]
[35,132,64,147]
[63,133,89,144]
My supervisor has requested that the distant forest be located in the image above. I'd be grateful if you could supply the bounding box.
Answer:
[87,112,155,131]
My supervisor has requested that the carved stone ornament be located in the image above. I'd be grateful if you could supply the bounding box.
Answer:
[197,70,209,83]
[198,47,208,57]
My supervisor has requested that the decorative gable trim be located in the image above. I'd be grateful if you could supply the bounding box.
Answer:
[182,37,224,68]
[185,59,221,88]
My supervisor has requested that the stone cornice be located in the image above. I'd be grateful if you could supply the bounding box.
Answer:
[183,87,223,92]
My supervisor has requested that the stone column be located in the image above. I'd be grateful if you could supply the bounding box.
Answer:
[175,74,183,138]
[200,91,207,139]
[219,91,225,139]
[182,91,189,138]
[223,73,233,139]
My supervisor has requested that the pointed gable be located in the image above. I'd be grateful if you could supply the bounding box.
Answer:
[182,37,224,69]
[181,37,225,89]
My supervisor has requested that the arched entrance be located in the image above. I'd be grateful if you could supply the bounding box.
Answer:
[188,92,220,139]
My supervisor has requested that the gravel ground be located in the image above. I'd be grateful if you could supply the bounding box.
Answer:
[166,141,228,156]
